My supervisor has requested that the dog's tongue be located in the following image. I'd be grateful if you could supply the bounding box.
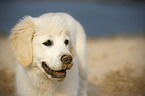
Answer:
[52,71,66,78]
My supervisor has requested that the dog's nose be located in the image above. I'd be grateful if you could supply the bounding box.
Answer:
[61,55,72,64]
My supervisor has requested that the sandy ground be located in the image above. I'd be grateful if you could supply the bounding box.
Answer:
[0,36,145,96]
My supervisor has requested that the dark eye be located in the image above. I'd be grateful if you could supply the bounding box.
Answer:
[43,40,53,46]
[64,39,69,45]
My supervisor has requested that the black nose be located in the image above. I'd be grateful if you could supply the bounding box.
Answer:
[61,55,72,64]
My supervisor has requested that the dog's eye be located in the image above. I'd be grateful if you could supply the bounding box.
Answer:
[64,39,69,45]
[43,40,53,46]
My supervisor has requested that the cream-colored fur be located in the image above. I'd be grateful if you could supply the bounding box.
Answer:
[10,13,88,96]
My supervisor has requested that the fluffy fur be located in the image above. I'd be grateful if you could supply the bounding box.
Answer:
[10,13,88,96]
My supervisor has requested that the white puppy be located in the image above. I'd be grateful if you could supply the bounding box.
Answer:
[10,13,88,96]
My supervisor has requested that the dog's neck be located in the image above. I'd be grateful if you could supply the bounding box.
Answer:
[17,63,59,93]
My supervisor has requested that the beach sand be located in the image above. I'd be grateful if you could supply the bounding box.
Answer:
[0,36,145,96]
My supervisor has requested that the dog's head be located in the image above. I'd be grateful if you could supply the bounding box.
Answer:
[10,13,76,81]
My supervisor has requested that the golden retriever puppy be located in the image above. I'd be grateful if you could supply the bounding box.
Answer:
[10,13,87,96]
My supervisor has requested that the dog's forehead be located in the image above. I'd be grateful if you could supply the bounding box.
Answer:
[35,16,69,37]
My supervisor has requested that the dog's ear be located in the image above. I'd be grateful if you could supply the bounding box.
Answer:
[10,16,35,66]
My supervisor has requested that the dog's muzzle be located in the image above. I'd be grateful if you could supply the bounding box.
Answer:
[42,55,73,81]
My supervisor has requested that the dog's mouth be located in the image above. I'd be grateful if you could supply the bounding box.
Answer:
[42,62,72,81]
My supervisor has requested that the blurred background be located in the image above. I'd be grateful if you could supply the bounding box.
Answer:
[0,0,145,96]
[0,0,145,36]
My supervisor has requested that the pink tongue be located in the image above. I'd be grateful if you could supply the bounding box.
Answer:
[55,71,66,76]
